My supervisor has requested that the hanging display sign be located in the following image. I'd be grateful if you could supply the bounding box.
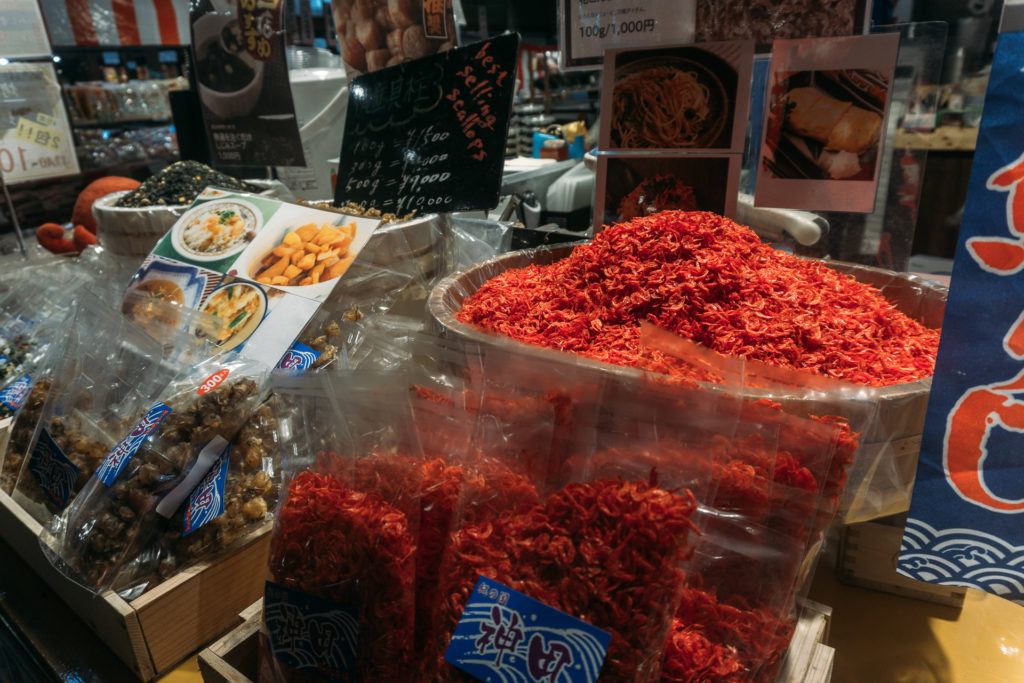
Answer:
[899,29,1024,604]
[754,33,900,214]
[0,63,79,184]
[334,32,519,215]
[123,189,379,368]
[190,0,306,167]
[559,0,696,70]
[0,0,51,58]
[593,40,752,229]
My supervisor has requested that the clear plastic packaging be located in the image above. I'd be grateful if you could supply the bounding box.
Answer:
[426,356,708,682]
[0,312,70,494]
[44,356,270,592]
[10,291,208,524]
[427,242,942,523]
[263,370,424,680]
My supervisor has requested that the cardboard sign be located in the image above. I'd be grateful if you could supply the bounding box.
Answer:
[334,33,519,215]
[445,576,611,682]
[190,0,305,167]
[124,189,380,369]
[899,30,1024,604]
[0,63,79,184]
[559,0,695,70]
[755,34,900,214]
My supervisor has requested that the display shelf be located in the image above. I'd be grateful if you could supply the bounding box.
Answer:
[0,491,271,681]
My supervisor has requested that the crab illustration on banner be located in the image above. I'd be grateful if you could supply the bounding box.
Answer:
[900,29,1024,602]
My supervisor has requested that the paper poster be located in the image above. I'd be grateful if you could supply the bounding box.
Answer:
[0,0,51,58]
[335,33,519,214]
[899,30,1024,605]
[331,0,457,76]
[559,0,696,70]
[594,154,740,230]
[0,63,79,184]
[190,0,305,167]
[599,41,754,153]
[124,189,379,368]
[755,33,900,213]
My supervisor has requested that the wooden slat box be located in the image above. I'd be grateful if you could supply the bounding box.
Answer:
[839,515,967,608]
[199,599,835,682]
[0,490,271,680]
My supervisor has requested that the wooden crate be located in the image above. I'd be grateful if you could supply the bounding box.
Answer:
[0,490,271,680]
[839,515,967,607]
[198,600,835,682]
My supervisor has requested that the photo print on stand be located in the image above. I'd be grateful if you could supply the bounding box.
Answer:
[755,33,900,213]
[595,154,741,229]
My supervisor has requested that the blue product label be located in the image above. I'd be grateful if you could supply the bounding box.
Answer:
[182,446,231,536]
[0,374,32,412]
[0,354,8,367]
[276,342,320,375]
[264,581,359,678]
[96,402,172,486]
[28,428,80,511]
[445,577,610,683]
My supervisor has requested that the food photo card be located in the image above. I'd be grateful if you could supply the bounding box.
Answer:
[594,154,741,230]
[126,189,380,368]
[755,33,900,213]
[599,40,754,153]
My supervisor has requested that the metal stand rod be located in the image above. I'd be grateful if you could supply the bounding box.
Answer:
[0,168,26,257]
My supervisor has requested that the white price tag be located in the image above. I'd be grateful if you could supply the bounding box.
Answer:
[559,0,695,70]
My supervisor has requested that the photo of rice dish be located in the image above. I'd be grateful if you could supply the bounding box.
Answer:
[199,283,266,349]
[178,202,257,257]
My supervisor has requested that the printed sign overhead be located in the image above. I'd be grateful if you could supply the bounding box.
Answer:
[900,30,1024,604]
[559,0,696,70]
[190,0,305,167]
[334,33,519,215]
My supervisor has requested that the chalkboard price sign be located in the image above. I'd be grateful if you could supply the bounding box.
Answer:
[334,32,520,214]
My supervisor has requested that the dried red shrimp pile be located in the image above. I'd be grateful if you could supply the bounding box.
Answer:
[458,211,940,386]
[270,413,857,681]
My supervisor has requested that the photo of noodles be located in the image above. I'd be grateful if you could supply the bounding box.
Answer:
[198,282,267,350]
[605,46,741,151]
[611,67,712,148]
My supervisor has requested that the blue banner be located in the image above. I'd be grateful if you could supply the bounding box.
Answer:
[900,30,1024,602]
[0,374,32,412]
[96,402,172,486]
[182,445,231,536]
[27,428,79,511]
[445,576,610,683]
[264,581,359,678]
[276,342,320,375]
